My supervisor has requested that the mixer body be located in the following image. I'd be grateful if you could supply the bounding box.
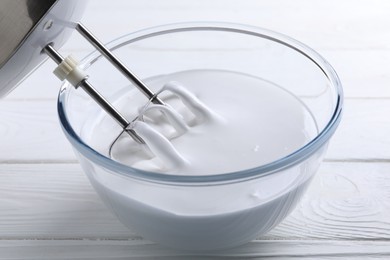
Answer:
[0,0,86,97]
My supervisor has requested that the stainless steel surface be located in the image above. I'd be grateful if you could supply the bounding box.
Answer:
[0,0,57,68]
[76,23,165,105]
[42,44,144,144]
[0,0,157,144]
[0,0,86,97]
[42,44,63,65]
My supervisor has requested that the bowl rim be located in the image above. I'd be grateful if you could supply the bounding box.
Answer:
[57,22,343,185]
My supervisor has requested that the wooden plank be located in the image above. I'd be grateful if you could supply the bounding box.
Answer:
[3,1,389,100]
[0,98,388,161]
[0,164,133,239]
[3,1,389,101]
[320,50,390,98]
[326,99,390,160]
[0,162,389,240]
[6,49,390,100]
[67,0,390,51]
[1,0,388,258]
[0,100,75,162]
[269,162,390,239]
[1,240,390,259]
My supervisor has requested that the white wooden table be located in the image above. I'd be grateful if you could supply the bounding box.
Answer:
[1,0,390,258]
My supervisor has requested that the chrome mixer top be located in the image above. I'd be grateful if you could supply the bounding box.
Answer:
[0,0,164,143]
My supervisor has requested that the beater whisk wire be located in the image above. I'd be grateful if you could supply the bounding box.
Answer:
[41,22,170,144]
[42,44,145,144]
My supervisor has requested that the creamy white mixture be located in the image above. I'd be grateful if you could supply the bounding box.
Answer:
[81,70,319,250]
[84,70,317,175]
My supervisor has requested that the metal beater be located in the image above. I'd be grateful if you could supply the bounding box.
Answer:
[0,0,164,144]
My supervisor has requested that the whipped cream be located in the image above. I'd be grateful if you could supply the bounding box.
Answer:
[84,70,317,175]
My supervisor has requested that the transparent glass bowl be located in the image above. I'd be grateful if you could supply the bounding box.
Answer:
[57,23,342,251]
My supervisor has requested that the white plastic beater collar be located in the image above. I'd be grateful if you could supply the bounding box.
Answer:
[53,55,88,87]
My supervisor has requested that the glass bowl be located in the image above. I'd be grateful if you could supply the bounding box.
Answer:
[57,22,342,251]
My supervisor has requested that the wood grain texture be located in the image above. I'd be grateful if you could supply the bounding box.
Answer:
[0,101,74,162]
[6,49,390,100]
[1,0,389,258]
[269,162,390,240]
[0,164,132,239]
[1,240,390,259]
[4,0,390,100]
[1,162,389,241]
[0,99,389,161]
[320,50,390,98]
[63,0,390,51]
[327,99,390,160]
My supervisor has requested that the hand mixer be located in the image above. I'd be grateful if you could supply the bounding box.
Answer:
[0,0,218,168]
[0,0,168,144]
